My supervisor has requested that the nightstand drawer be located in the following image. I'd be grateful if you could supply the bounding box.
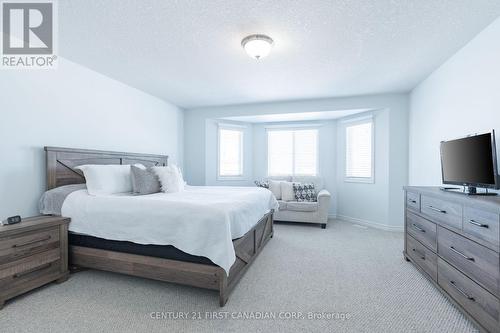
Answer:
[406,191,420,212]
[0,248,60,280]
[421,195,462,229]
[438,226,499,297]
[406,212,437,252]
[0,260,61,299]
[0,227,60,263]
[463,206,500,248]
[406,235,437,281]
[438,258,500,333]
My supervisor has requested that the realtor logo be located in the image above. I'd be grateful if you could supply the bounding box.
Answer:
[1,0,58,69]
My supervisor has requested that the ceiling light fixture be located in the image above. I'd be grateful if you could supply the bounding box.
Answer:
[241,34,274,60]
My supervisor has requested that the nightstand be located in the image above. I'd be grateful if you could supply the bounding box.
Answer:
[0,216,70,309]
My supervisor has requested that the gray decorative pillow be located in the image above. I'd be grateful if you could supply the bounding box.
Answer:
[131,165,161,195]
[254,180,269,189]
[293,183,317,202]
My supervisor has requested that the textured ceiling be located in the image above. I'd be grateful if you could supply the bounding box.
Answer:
[59,1,500,108]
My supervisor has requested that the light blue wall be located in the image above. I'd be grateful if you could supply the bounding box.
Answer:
[409,17,500,186]
[184,93,409,228]
[0,58,184,219]
[388,103,410,227]
[336,109,390,227]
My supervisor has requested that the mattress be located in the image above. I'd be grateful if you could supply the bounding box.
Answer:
[61,186,278,273]
[69,233,215,265]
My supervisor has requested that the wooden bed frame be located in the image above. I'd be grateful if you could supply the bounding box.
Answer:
[45,146,274,306]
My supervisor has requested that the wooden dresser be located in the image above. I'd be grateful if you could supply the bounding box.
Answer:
[0,216,70,309]
[404,187,500,332]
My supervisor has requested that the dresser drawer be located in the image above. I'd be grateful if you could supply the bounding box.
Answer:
[438,258,500,333]
[406,235,437,281]
[0,227,60,264]
[406,212,437,252]
[406,191,420,212]
[0,248,61,280]
[463,206,500,248]
[421,195,462,229]
[438,226,499,297]
[0,260,61,300]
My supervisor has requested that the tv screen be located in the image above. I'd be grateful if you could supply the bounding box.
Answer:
[440,132,498,188]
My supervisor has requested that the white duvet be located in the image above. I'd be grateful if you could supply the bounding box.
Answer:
[62,186,278,274]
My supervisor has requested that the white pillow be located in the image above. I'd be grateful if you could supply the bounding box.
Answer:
[75,164,133,196]
[280,181,296,201]
[268,180,282,200]
[153,165,185,193]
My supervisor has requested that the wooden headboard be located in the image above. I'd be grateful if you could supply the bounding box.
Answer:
[45,147,168,190]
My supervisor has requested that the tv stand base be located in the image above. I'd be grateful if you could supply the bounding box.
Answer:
[440,186,498,196]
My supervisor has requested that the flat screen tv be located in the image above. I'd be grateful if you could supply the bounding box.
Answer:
[440,130,499,195]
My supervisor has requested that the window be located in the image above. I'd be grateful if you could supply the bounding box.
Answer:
[344,118,374,182]
[218,125,244,178]
[267,128,318,176]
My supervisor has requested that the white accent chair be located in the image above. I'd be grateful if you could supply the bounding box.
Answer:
[267,176,331,229]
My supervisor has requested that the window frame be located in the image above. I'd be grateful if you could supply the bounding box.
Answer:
[343,115,375,184]
[217,123,245,181]
[266,125,320,177]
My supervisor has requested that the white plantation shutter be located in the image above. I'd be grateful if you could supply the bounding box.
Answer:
[267,129,318,176]
[219,127,243,177]
[345,120,373,180]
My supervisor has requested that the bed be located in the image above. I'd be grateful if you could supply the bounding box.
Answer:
[44,146,275,306]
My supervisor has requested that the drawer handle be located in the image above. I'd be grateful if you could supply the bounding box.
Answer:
[411,223,426,233]
[428,206,446,214]
[450,281,475,302]
[450,246,475,262]
[412,248,425,260]
[13,263,52,279]
[12,235,51,249]
[408,199,417,204]
[469,219,489,228]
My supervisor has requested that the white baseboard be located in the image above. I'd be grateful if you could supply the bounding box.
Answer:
[335,214,404,232]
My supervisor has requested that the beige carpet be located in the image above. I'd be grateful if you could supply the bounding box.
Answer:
[0,220,477,333]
